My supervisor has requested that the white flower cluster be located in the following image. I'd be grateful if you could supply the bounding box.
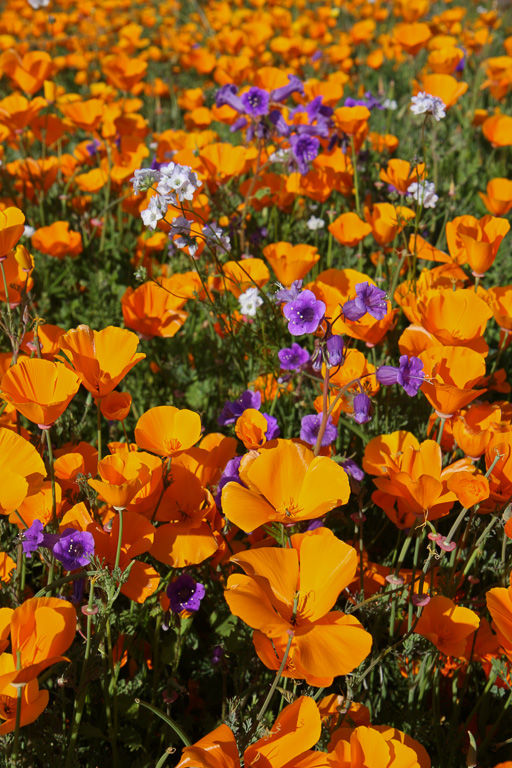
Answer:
[306,215,325,231]
[407,180,439,209]
[28,0,50,8]
[239,287,263,317]
[170,218,231,258]
[382,98,397,111]
[410,92,446,121]
[133,162,203,230]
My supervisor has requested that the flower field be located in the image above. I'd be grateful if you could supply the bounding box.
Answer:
[2,0,512,765]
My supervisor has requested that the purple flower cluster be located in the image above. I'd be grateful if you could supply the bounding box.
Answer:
[167,574,205,613]
[342,282,387,322]
[218,390,261,426]
[22,520,95,571]
[278,342,310,371]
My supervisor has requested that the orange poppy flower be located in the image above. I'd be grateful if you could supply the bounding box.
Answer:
[482,114,512,147]
[262,242,320,285]
[457,214,510,276]
[6,597,76,686]
[15,481,63,529]
[60,99,104,132]
[333,105,370,136]
[221,258,270,298]
[0,427,46,516]
[415,288,493,355]
[0,207,25,259]
[0,553,15,591]
[0,50,53,96]
[414,595,480,657]
[318,348,379,418]
[427,46,465,74]
[487,285,512,332]
[328,212,372,247]
[369,132,399,153]
[379,159,426,195]
[480,170,512,212]
[452,403,501,460]
[221,439,350,532]
[413,74,468,109]
[149,465,218,567]
[225,528,372,682]
[0,245,34,305]
[364,202,406,246]
[121,281,188,339]
[0,93,47,131]
[134,405,201,457]
[32,221,83,260]
[53,441,98,494]
[486,574,512,657]
[100,391,132,421]
[176,696,323,768]
[393,22,432,55]
[1,357,81,428]
[363,430,420,476]
[485,431,512,503]
[88,452,156,509]
[101,55,148,92]
[419,346,487,417]
[59,324,145,399]
[325,724,431,767]
[447,471,490,508]
[235,408,268,450]
[0,656,49,735]
[20,324,66,360]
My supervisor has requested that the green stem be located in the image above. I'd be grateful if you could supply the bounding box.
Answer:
[114,508,124,571]
[135,699,191,747]
[350,136,361,217]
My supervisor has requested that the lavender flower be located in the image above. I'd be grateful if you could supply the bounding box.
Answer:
[270,74,304,102]
[167,574,205,613]
[278,342,310,370]
[325,335,344,367]
[53,529,95,571]
[342,282,387,322]
[376,355,425,397]
[218,390,261,426]
[342,458,364,481]
[300,413,338,447]
[353,392,372,424]
[274,280,302,304]
[241,87,270,117]
[410,92,446,121]
[263,413,280,440]
[215,456,243,508]
[21,519,45,558]
[289,135,320,175]
[283,290,325,336]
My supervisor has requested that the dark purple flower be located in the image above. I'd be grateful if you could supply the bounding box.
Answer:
[289,135,320,175]
[167,574,205,613]
[215,456,244,508]
[21,519,45,558]
[300,413,338,446]
[86,139,101,157]
[305,519,324,530]
[211,645,224,665]
[455,48,466,73]
[218,390,262,426]
[278,342,310,370]
[241,87,270,117]
[353,393,372,424]
[230,116,248,132]
[376,355,425,397]
[274,279,302,304]
[326,335,344,367]
[306,96,333,122]
[342,458,364,481]
[283,290,325,336]
[270,75,304,103]
[72,578,86,604]
[268,110,291,137]
[263,413,280,440]
[342,282,387,322]
[216,84,245,113]
[53,529,95,571]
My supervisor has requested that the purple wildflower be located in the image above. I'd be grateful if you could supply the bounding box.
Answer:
[21,519,45,558]
[215,84,245,113]
[289,135,320,175]
[241,87,270,117]
[263,413,280,440]
[218,390,262,426]
[342,458,364,481]
[342,282,387,322]
[274,279,302,304]
[376,355,425,397]
[53,529,95,571]
[305,519,324,531]
[211,645,224,665]
[167,574,205,613]
[270,74,304,103]
[215,456,244,508]
[353,392,372,424]
[300,413,338,447]
[326,335,344,367]
[283,290,325,336]
[278,342,310,370]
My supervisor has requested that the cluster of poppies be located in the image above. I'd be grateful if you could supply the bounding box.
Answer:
[2,0,512,766]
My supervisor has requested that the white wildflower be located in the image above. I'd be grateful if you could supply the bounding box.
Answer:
[157,162,202,203]
[131,168,161,194]
[407,181,439,209]
[382,99,397,111]
[306,216,325,231]
[239,287,264,317]
[28,0,50,8]
[23,225,35,238]
[140,195,167,229]
[410,92,446,121]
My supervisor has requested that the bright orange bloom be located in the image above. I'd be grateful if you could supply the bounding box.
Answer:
[60,99,104,132]
[1,357,81,428]
[482,114,512,147]
[328,213,372,247]
[452,403,501,460]
[419,346,487,417]
[333,105,370,135]
[221,258,270,298]
[101,54,148,92]
[325,724,431,767]
[176,696,324,768]
[31,221,83,259]
[0,656,49,735]
[0,94,47,132]
[364,202,407,246]
[222,439,350,532]
[457,214,510,276]
[413,74,468,109]
[121,280,188,339]
[414,596,480,657]
[225,528,372,682]
[487,285,512,332]
[0,428,46,516]
[415,288,493,355]
[15,481,63,528]
[447,471,490,508]
[262,242,320,285]
[0,207,25,259]
[394,22,432,55]
[379,159,426,195]
[427,46,465,74]
[235,408,268,450]
[59,325,145,399]
[6,597,76,686]
[487,573,512,661]
[100,391,132,421]
[479,178,512,216]
[135,405,201,457]
[0,51,53,96]
[88,452,156,508]
[0,245,33,305]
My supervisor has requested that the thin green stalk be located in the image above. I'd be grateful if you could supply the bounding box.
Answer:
[114,508,124,571]
[350,136,361,217]
[44,427,58,529]
[135,699,191,747]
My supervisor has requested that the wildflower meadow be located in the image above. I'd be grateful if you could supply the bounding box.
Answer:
[2,0,512,765]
